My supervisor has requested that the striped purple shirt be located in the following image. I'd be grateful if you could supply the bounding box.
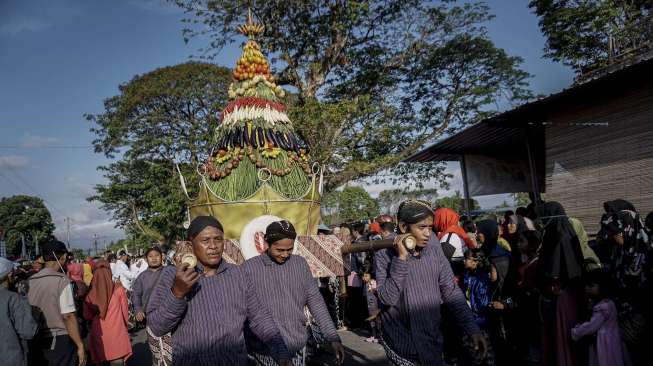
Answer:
[132,267,163,313]
[242,254,340,355]
[375,233,479,365]
[147,260,291,366]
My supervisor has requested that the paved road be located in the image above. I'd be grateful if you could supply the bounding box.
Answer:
[127,328,151,366]
[127,328,387,365]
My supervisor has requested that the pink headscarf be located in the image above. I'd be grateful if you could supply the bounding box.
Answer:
[67,263,84,282]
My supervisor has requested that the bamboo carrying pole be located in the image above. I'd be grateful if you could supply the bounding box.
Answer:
[339,235,416,254]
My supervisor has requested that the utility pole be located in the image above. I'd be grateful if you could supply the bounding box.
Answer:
[0,228,5,258]
[33,232,39,256]
[65,217,71,249]
[93,234,98,256]
[20,234,27,258]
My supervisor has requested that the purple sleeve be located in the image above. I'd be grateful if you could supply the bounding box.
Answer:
[571,306,607,341]
[374,250,409,307]
[146,267,187,337]
[435,242,480,336]
[243,270,292,361]
[302,260,340,343]
[132,273,144,313]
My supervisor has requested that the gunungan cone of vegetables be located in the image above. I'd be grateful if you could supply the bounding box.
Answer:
[203,11,312,201]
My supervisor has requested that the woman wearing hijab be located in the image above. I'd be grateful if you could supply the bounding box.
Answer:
[84,260,132,365]
[67,263,87,297]
[598,202,650,365]
[503,215,529,246]
[598,206,648,292]
[603,199,637,214]
[535,202,585,366]
[67,263,89,338]
[434,208,474,279]
[595,200,635,263]
[474,218,516,363]
[568,217,601,272]
[375,200,487,365]
[83,257,94,286]
[476,219,511,297]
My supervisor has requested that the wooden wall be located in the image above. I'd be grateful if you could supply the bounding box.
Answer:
[545,83,653,234]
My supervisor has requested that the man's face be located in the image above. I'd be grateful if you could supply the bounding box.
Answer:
[192,226,224,268]
[400,216,434,247]
[268,238,294,264]
[147,251,162,268]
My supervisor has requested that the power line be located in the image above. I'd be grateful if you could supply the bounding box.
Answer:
[0,170,25,192]
[0,145,93,149]
[68,233,124,243]
[2,165,68,218]
[0,171,124,250]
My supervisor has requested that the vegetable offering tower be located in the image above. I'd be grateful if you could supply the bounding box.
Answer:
[185,12,321,240]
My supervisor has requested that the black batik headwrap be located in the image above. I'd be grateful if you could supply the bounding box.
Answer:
[599,209,648,251]
[187,216,224,240]
[599,212,626,239]
[265,220,297,244]
[397,200,433,224]
[603,199,636,215]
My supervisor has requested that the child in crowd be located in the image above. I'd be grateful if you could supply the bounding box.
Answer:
[463,220,478,248]
[571,271,629,366]
[463,248,495,330]
[462,248,497,365]
[362,272,380,343]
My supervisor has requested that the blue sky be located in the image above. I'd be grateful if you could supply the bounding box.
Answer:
[0,0,574,250]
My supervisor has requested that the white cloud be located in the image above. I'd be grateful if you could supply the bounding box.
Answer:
[41,177,123,251]
[62,176,96,198]
[0,155,29,168]
[21,133,62,148]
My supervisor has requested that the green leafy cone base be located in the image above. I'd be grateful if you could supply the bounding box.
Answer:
[206,150,311,201]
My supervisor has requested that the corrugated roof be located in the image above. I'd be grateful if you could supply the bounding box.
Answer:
[483,55,653,127]
[405,55,653,163]
[405,122,529,162]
